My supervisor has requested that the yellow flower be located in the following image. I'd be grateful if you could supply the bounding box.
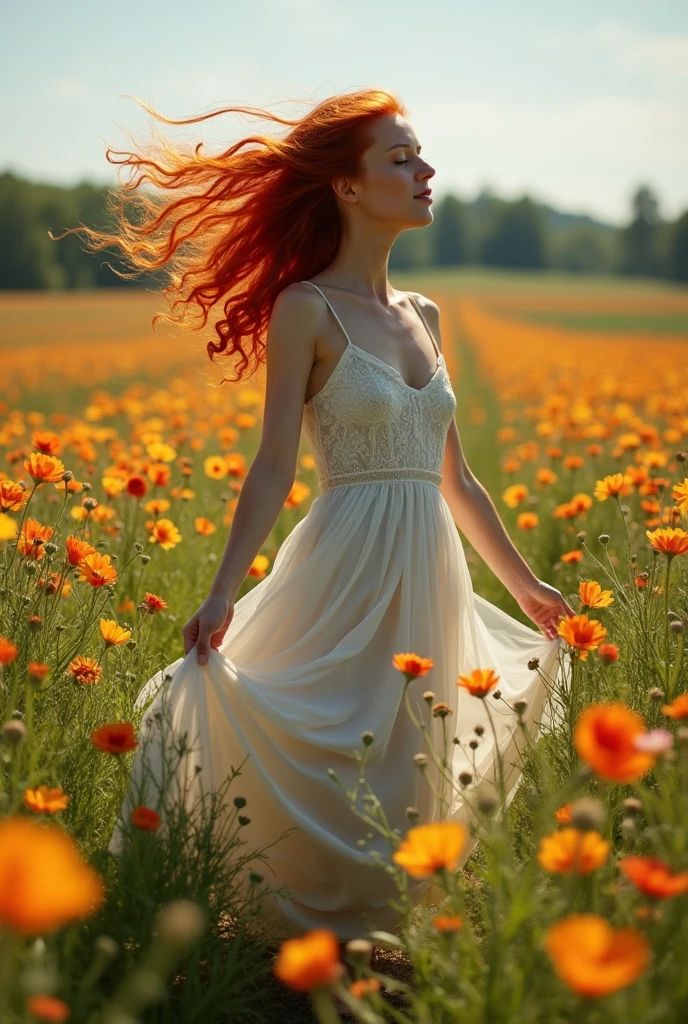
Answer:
[99,619,132,647]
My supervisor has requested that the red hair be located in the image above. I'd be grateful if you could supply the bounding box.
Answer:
[54,87,407,384]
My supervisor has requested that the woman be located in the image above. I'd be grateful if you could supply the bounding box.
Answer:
[69,87,572,978]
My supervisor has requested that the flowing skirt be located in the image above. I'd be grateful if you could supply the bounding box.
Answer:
[110,481,563,941]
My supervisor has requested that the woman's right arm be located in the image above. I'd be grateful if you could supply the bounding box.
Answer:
[183,284,322,662]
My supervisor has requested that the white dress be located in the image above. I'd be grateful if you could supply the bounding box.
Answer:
[110,282,563,941]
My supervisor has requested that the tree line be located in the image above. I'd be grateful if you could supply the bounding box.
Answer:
[1,170,687,288]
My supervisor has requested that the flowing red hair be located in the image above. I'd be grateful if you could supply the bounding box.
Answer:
[53,87,407,384]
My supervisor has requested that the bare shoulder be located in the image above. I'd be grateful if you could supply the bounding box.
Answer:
[272,280,329,325]
[408,291,442,351]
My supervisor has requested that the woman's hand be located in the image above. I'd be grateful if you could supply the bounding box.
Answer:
[514,578,575,641]
[182,592,235,665]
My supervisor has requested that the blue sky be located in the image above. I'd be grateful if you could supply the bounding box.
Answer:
[3,1,687,225]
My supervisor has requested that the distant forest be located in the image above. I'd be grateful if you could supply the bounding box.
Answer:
[1,170,687,289]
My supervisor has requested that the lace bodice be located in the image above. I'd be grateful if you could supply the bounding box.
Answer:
[300,282,457,493]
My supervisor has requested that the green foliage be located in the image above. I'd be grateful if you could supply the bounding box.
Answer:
[4,170,688,289]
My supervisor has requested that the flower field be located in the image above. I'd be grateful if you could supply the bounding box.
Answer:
[1,271,688,1022]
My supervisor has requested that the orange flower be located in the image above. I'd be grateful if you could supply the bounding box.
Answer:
[65,536,96,567]
[554,803,572,824]
[141,592,167,613]
[598,643,620,665]
[90,722,138,754]
[24,785,71,814]
[392,822,467,879]
[646,526,688,557]
[545,914,649,997]
[0,637,19,665]
[68,656,102,685]
[557,614,607,658]
[31,429,62,456]
[194,516,217,535]
[661,694,688,719]
[619,856,688,899]
[99,619,132,646]
[516,512,539,530]
[17,519,54,560]
[574,703,655,782]
[0,816,104,935]
[75,552,118,588]
[349,978,382,998]
[147,517,181,550]
[274,929,341,991]
[537,828,610,874]
[23,452,66,483]
[560,550,583,564]
[431,914,463,932]
[25,994,70,1022]
[578,581,615,608]
[26,663,50,683]
[131,806,161,831]
[0,479,29,512]
[392,653,434,678]
[457,668,500,698]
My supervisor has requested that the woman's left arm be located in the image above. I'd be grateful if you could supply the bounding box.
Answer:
[419,296,575,640]
[441,450,574,638]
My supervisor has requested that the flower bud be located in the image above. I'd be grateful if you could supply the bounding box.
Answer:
[1,719,27,746]
[406,806,419,822]
[469,738,479,750]
[477,792,498,815]
[474,724,485,737]
[670,619,684,635]
[423,690,435,703]
[94,935,119,961]
[458,771,473,787]
[154,900,207,948]
[514,699,528,717]
[569,796,606,833]
[361,731,374,746]
[527,657,540,671]
[413,753,428,768]
[345,938,373,963]
[622,797,643,816]
[648,687,665,702]
[598,534,610,545]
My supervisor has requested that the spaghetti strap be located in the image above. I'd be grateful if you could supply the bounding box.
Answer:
[407,292,440,360]
[300,281,352,349]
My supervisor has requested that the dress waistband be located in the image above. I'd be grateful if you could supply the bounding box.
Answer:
[319,468,443,492]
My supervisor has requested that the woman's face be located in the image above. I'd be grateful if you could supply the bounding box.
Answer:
[335,114,436,227]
